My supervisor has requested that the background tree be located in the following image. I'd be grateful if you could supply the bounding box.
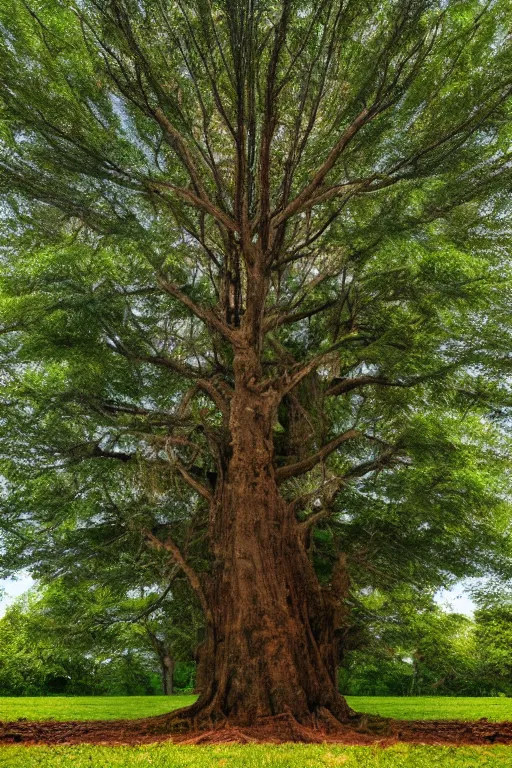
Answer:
[0,579,200,696]
[32,577,201,695]
[339,588,478,697]
[472,584,512,696]
[0,592,100,696]
[1,0,512,730]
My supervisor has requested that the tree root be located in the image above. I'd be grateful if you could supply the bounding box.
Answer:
[148,703,392,745]
[3,710,512,746]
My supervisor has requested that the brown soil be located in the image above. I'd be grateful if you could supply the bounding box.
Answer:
[1,713,512,747]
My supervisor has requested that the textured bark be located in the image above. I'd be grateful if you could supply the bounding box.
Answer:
[161,655,175,696]
[145,628,175,696]
[174,365,352,727]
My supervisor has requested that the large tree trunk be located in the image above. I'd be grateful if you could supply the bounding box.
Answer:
[179,378,352,728]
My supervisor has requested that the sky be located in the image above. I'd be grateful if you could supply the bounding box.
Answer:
[0,572,477,618]
[0,573,34,617]
[435,581,477,617]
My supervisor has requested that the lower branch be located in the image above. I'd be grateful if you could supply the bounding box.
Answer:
[144,529,211,621]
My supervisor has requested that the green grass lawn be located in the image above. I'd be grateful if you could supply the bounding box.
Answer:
[1,743,512,767]
[351,696,512,722]
[0,694,196,722]
[1,695,512,723]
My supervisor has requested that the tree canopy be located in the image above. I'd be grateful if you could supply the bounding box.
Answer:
[0,0,511,729]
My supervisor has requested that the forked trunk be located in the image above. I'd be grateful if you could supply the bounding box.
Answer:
[182,383,352,728]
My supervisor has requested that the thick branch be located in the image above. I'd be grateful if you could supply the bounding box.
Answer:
[157,276,236,343]
[153,107,210,200]
[342,448,400,481]
[165,450,213,503]
[326,366,457,397]
[266,332,362,398]
[326,375,398,397]
[276,428,360,483]
[98,400,190,426]
[197,377,232,418]
[263,298,337,333]
[107,339,204,380]
[149,180,239,233]
[90,445,133,462]
[272,106,377,227]
[144,529,211,620]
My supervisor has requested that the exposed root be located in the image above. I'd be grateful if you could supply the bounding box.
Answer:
[2,709,512,747]
[181,726,257,745]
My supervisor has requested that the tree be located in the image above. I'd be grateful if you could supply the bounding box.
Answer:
[473,584,512,695]
[0,0,512,730]
[0,592,98,696]
[0,580,199,696]
[29,577,202,696]
[339,587,477,696]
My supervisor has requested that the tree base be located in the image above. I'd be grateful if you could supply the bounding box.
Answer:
[152,703,391,744]
[2,710,512,746]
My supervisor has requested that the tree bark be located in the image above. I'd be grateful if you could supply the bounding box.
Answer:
[144,627,175,696]
[161,654,175,696]
[177,375,352,727]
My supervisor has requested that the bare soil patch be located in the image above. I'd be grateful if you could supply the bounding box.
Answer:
[1,713,512,747]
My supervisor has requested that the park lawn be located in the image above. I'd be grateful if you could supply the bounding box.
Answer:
[1,695,512,723]
[2,744,512,767]
[351,696,512,722]
[0,695,196,722]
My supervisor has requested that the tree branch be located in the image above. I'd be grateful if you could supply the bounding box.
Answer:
[326,366,457,397]
[341,448,400,481]
[148,180,239,233]
[263,298,337,333]
[144,528,211,620]
[157,275,236,343]
[165,450,213,503]
[90,445,133,462]
[272,105,378,227]
[276,428,360,483]
[265,332,363,399]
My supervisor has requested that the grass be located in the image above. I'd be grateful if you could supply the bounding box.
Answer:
[0,694,196,722]
[350,696,512,722]
[1,695,512,723]
[1,743,512,767]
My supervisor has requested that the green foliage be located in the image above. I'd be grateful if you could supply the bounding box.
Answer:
[0,595,97,696]
[0,582,199,696]
[471,585,512,696]
[340,588,478,696]
[0,0,511,674]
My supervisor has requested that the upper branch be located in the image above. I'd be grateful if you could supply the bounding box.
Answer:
[271,105,378,228]
[148,180,239,233]
[325,366,457,397]
[156,276,236,343]
[276,428,360,483]
[144,528,211,619]
[171,456,213,503]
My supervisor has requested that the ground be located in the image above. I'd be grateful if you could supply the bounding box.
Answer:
[2,696,512,766]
